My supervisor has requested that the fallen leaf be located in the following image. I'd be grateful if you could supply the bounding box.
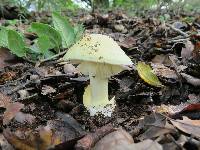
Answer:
[63,63,79,75]
[0,92,24,125]
[181,73,200,86]
[41,85,56,95]
[119,37,136,49]
[94,129,162,150]
[14,112,35,124]
[128,139,162,150]
[151,63,178,79]
[0,92,11,107]
[181,40,194,60]
[38,127,61,150]
[0,48,16,69]
[3,102,24,125]
[137,61,163,87]
[138,113,175,140]
[76,123,114,150]
[93,129,134,150]
[170,116,200,138]
[151,54,172,66]
[0,134,14,150]
[0,71,17,84]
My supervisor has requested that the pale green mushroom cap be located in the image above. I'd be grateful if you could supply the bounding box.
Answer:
[64,34,133,67]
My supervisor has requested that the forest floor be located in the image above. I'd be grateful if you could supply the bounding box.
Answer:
[0,8,200,150]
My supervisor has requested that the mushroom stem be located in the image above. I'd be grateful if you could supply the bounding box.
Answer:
[83,74,115,116]
[89,75,109,107]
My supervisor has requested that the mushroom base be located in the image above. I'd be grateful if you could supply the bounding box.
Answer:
[83,85,115,117]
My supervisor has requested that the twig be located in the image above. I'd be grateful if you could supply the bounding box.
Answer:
[75,123,115,150]
[166,23,189,38]
[37,49,68,66]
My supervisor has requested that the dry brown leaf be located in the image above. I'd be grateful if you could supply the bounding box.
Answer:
[0,48,16,69]
[41,85,56,95]
[14,112,35,124]
[181,73,200,86]
[0,92,24,125]
[3,127,61,150]
[93,129,134,150]
[0,92,11,107]
[3,102,24,125]
[94,129,162,150]
[128,139,163,150]
[170,116,200,138]
[38,127,61,150]
[151,63,178,79]
[181,40,194,60]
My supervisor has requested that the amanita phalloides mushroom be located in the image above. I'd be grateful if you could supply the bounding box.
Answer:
[64,34,132,116]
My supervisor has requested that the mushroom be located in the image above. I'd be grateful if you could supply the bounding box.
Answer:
[64,34,132,116]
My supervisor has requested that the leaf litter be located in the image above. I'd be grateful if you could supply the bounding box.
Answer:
[0,8,200,150]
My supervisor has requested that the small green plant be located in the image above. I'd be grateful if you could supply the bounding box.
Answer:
[0,12,84,62]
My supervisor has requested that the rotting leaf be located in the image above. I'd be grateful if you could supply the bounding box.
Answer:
[137,61,163,87]
[41,85,56,95]
[3,128,61,150]
[170,116,200,138]
[38,127,62,150]
[181,40,194,60]
[93,129,162,150]
[3,102,24,125]
[138,113,175,140]
[151,63,178,79]
[14,112,35,124]
[181,73,200,87]
[131,139,162,150]
[0,48,16,69]
[93,129,134,150]
[0,92,24,125]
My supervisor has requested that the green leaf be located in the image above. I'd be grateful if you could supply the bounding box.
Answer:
[37,36,52,54]
[52,12,75,48]
[0,26,8,48]
[137,61,163,87]
[74,24,84,41]
[30,22,61,51]
[8,30,26,57]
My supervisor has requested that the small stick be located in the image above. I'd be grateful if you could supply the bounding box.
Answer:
[36,49,68,67]
[75,123,115,150]
[166,23,189,38]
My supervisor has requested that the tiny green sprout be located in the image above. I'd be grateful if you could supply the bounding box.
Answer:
[64,34,133,117]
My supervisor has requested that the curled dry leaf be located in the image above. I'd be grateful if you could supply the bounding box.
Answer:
[0,92,24,125]
[3,102,24,125]
[63,63,79,75]
[14,112,35,124]
[137,61,163,87]
[151,63,178,79]
[94,129,163,150]
[41,85,56,95]
[170,116,200,138]
[138,113,175,140]
[181,40,194,60]
[181,73,200,86]
[151,54,173,66]
[0,134,14,150]
[93,129,134,150]
[3,127,61,150]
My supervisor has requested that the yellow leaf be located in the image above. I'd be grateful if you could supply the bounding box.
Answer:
[137,61,163,87]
